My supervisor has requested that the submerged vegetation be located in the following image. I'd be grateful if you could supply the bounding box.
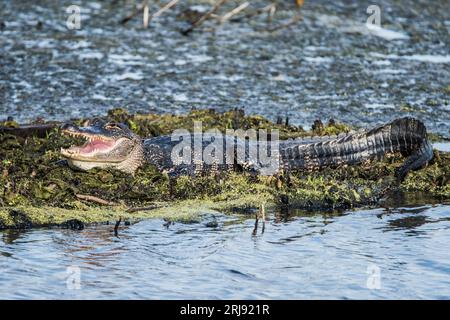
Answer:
[0,108,449,230]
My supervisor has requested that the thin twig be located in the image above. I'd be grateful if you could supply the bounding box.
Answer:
[75,194,117,206]
[252,213,259,236]
[143,0,150,28]
[120,0,147,25]
[219,1,249,24]
[229,3,275,23]
[267,3,277,23]
[114,217,122,236]
[76,193,166,213]
[261,203,266,234]
[151,0,179,21]
[181,0,227,35]
[126,204,164,213]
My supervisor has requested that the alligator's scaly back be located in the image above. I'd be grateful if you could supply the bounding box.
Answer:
[280,117,433,180]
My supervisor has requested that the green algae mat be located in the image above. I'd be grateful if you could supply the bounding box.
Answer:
[1,109,449,230]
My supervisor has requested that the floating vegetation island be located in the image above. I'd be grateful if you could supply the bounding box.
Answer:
[0,108,449,230]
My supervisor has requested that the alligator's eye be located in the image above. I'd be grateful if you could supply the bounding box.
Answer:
[105,122,122,130]
[89,118,106,126]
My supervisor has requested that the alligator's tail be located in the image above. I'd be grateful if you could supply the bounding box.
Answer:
[281,117,433,180]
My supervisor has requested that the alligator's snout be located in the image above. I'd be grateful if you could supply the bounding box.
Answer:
[60,122,92,139]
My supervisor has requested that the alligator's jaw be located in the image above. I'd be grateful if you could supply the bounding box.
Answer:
[65,158,116,171]
[62,143,145,174]
[60,133,121,162]
[60,126,129,161]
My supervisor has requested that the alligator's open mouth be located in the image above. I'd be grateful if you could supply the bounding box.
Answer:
[60,127,130,163]
[59,121,142,173]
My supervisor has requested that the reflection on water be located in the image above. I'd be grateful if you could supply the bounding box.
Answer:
[1,202,449,299]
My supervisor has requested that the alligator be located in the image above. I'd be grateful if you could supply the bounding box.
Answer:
[60,117,433,180]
